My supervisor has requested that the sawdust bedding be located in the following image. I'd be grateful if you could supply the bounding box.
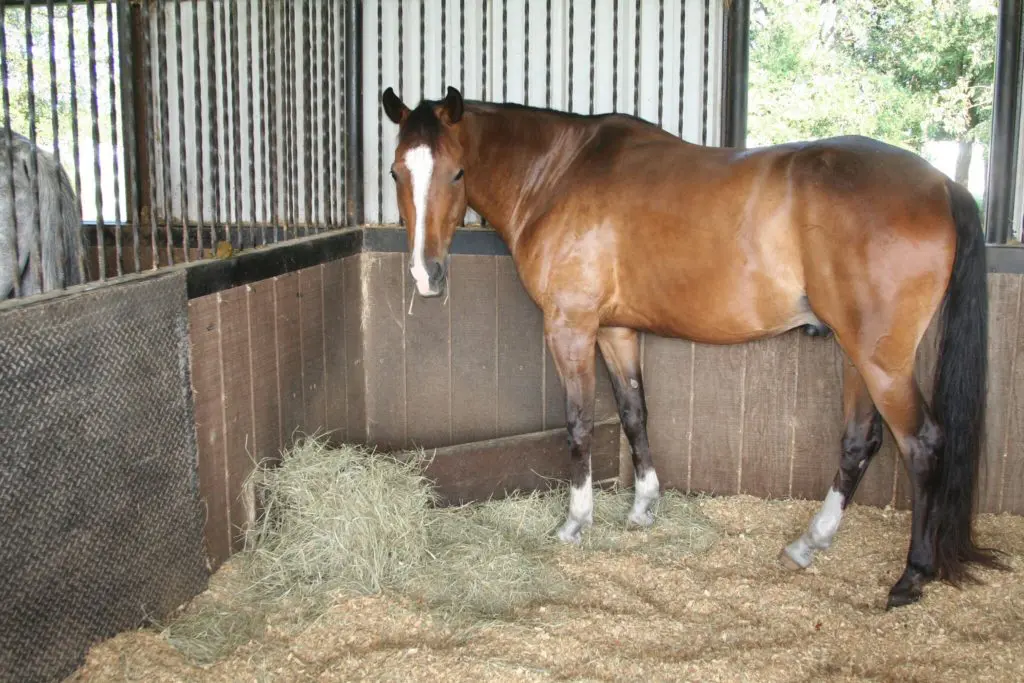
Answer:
[69,496,1024,682]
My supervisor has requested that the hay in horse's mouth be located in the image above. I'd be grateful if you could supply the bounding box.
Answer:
[155,433,718,666]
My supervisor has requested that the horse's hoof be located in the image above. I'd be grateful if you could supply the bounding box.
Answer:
[626,509,655,529]
[779,543,812,571]
[556,522,585,544]
[885,566,930,609]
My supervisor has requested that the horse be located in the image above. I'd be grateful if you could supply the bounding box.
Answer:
[0,129,83,299]
[381,85,1006,608]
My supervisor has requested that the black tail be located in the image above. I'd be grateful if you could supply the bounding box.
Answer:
[930,179,1005,584]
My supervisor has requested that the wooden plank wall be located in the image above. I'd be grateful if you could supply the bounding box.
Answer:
[188,256,361,569]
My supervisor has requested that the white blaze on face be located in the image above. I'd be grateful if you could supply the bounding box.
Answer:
[404,145,435,295]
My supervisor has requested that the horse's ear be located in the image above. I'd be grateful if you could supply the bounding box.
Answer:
[382,87,409,124]
[439,86,463,125]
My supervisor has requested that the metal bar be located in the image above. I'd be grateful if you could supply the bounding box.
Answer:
[66,0,85,279]
[985,0,1022,244]
[117,0,141,274]
[345,0,363,227]
[174,0,189,263]
[633,0,640,116]
[482,0,487,99]
[612,0,617,111]
[546,0,551,106]
[192,0,206,256]
[0,9,19,298]
[657,0,664,127]
[269,0,280,237]
[375,0,381,223]
[678,0,685,137]
[420,0,425,98]
[86,0,106,280]
[303,0,312,233]
[721,0,749,148]
[285,0,295,232]
[47,0,73,280]
[589,0,595,114]
[249,0,259,239]
[229,0,243,244]
[106,0,122,275]
[523,0,527,104]
[25,1,44,291]
[701,0,709,144]
[156,0,172,265]
[259,0,269,240]
[502,0,507,101]
[460,0,465,91]
[218,0,232,244]
[319,0,328,227]
[398,0,404,98]
[568,0,573,108]
[442,0,447,91]
[142,0,158,269]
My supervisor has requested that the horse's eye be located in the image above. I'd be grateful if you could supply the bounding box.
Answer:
[453,169,464,183]
[390,169,397,181]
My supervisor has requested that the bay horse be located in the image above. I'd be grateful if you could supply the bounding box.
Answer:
[382,85,1005,608]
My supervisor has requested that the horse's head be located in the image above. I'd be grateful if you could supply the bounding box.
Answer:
[382,85,467,298]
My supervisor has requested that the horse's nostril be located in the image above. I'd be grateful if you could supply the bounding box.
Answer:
[428,261,444,280]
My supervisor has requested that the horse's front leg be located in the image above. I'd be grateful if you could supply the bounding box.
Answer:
[545,313,598,544]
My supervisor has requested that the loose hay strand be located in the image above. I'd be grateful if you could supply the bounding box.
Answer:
[158,435,717,665]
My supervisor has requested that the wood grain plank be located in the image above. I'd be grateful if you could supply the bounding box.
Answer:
[343,254,367,443]
[360,252,407,450]
[1002,277,1024,514]
[217,287,254,552]
[450,255,498,444]
[978,275,1021,513]
[246,279,282,466]
[642,334,693,492]
[404,255,452,449]
[790,335,845,501]
[689,343,747,496]
[496,257,544,437]
[187,294,230,568]
[322,259,348,442]
[740,333,798,500]
[299,266,327,435]
[275,273,305,449]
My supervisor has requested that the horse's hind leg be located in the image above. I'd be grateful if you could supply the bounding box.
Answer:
[546,314,599,543]
[597,327,660,527]
[781,358,884,570]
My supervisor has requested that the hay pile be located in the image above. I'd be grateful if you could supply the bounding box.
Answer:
[158,435,717,665]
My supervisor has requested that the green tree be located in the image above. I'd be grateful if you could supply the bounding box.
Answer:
[834,0,998,184]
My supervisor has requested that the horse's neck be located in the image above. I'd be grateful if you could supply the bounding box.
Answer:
[461,107,592,252]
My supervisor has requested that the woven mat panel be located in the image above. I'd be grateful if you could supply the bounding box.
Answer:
[0,273,208,682]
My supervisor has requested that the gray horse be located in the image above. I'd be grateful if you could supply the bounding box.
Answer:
[0,129,83,299]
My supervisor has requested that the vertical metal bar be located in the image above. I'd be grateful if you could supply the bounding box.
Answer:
[589,0,595,114]
[156,0,173,265]
[86,0,106,280]
[482,0,487,99]
[229,0,243,244]
[47,0,72,282]
[258,0,268,239]
[722,0,749,148]
[220,0,236,245]
[442,0,447,90]
[701,0,710,144]
[460,0,465,91]
[398,0,404,98]
[633,0,640,116]
[568,0,573,108]
[66,0,85,279]
[117,0,141,274]
[142,1,159,269]
[319,0,329,227]
[523,0,528,105]
[173,0,188,263]
[249,0,260,237]
[679,0,685,137]
[0,9,19,298]
[545,0,551,106]
[376,0,382,223]
[657,0,664,127]
[206,0,219,249]
[985,0,1022,243]
[105,0,122,275]
[193,0,207,256]
[420,0,425,99]
[346,0,362,227]
[303,0,312,233]
[25,1,44,291]
[501,0,507,102]
[612,0,618,112]
[216,0,230,244]
[286,1,296,233]
[269,0,280,236]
